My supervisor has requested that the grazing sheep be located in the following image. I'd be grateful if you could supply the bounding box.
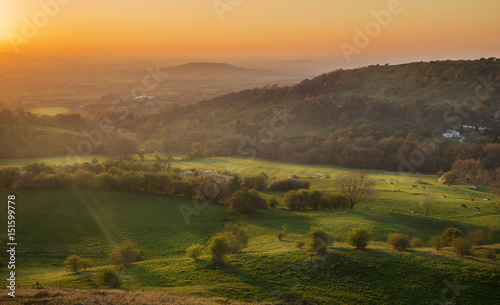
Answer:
[474,207,481,211]
[461,204,468,208]
[484,198,490,201]
[390,182,394,185]
[442,195,447,198]
[470,198,475,201]
[412,185,417,188]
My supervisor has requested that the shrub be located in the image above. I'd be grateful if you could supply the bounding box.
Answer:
[222,224,249,254]
[276,224,288,241]
[320,194,350,209]
[387,233,410,251]
[347,228,371,250]
[186,244,204,261]
[441,227,461,247]
[267,195,279,209]
[410,237,423,249]
[109,241,141,267]
[206,234,231,265]
[269,178,310,191]
[483,249,496,261]
[284,189,322,210]
[466,229,484,247]
[451,237,473,257]
[282,224,288,237]
[224,188,267,215]
[306,227,333,255]
[295,240,305,249]
[242,174,268,190]
[430,234,444,251]
[96,268,121,289]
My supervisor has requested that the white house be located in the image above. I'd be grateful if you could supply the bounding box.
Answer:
[442,129,460,138]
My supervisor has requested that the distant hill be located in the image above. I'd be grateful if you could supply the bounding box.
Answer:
[162,62,273,79]
[174,58,500,136]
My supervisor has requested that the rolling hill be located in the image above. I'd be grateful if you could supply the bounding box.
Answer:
[162,62,276,79]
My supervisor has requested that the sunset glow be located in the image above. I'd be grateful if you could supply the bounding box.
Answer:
[0,0,498,59]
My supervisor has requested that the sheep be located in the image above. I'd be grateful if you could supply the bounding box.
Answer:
[461,204,468,208]
[474,207,481,211]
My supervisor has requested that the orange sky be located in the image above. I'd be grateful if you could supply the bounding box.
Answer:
[0,0,499,59]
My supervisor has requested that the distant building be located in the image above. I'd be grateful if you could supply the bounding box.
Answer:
[442,129,465,142]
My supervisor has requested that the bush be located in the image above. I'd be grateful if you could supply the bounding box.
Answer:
[224,188,267,215]
[267,195,279,209]
[284,189,322,210]
[320,194,350,209]
[277,232,285,241]
[347,228,370,249]
[206,234,231,265]
[96,268,121,289]
[186,244,204,261]
[242,174,268,190]
[222,224,249,254]
[306,227,333,255]
[483,249,496,261]
[410,237,423,249]
[441,227,461,247]
[109,241,141,267]
[451,237,473,257]
[295,240,305,249]
[387,233,410,251]
[269,178,310,191]
[430,234,444,251]
[466,229,484,247]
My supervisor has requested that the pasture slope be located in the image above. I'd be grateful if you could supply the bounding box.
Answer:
[0,157,498,304]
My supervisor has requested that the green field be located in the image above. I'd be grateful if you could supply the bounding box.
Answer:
[28,107,69,116]
[0,155,108,167]
[0,157,499,304]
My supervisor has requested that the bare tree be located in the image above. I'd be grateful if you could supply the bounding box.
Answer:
[420,189,434,216]
[337,172,375,209]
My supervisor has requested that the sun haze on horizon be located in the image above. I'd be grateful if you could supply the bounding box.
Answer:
[0,0,499,61]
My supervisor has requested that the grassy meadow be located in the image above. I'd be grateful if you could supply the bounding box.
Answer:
[0,157,499,304]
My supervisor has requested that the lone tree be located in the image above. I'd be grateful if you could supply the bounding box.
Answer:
[206,234,232,265]
[64,255,89,274]
[337,172,375,209]
[109,241,141,267]
[420,189,434,216]
[222,223,249,254]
